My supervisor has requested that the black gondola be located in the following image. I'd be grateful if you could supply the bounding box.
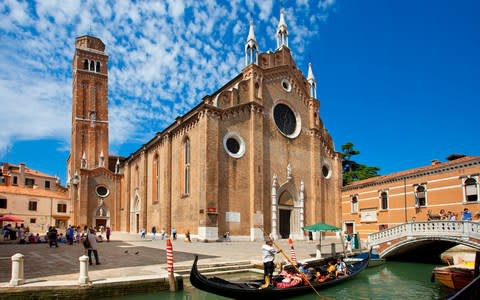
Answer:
[189,252,370,300]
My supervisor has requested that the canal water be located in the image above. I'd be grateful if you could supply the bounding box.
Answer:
[110,261,453,300]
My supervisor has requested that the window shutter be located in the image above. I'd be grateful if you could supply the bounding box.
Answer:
[466,185,477,195]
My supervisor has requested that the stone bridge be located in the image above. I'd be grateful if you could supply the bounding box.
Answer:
[367,221,480,261]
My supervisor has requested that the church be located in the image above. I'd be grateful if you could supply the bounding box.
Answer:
[67,10,343,242]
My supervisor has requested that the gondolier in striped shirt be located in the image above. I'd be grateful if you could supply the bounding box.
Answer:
[260,238,282,289]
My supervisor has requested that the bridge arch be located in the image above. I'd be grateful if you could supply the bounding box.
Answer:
[368,221,480,262]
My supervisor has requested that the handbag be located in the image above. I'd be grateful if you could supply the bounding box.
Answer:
[82,236,91,249]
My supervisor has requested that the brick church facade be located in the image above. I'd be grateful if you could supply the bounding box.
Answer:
[67,11,343,241]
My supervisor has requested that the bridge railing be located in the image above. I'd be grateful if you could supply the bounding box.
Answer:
[368,221,480,246]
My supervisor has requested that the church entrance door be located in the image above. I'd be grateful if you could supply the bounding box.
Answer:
[136,214,139,233]
[96,219,107,230]
[279,209,291,239]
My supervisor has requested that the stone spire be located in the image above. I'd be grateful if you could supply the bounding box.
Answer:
[307,63,317,98]
[245,21,258,66]
[276,8,288,49]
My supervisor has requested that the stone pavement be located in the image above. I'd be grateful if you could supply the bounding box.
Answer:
[0,233,344,289]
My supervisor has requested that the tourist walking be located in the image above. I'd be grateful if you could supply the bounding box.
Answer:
[151,226,157,240]
[87,228,101,265]
[106,226,111,242]
[172,228,177,240]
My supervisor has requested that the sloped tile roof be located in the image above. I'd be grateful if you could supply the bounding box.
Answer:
[0,185,69,199]
[342,155,480,191]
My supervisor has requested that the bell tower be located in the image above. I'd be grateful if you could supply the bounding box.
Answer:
[68,35,109,179]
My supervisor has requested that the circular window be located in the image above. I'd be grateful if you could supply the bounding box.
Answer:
[96,185,109,197]
[273,103,301,138]
[281,79,291,92]
[226,138,240,154]
[223,132,246,158]
[322,160,332,179]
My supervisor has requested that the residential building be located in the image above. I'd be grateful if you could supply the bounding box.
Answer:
[0,162,70,234]
[341,155,480,242]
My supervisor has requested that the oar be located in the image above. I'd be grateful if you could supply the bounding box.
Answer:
[260,228,322,299]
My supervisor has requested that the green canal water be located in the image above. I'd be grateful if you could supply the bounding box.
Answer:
[110,261,453,300]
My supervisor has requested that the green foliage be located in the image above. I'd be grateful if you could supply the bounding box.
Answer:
[341,142,380,185]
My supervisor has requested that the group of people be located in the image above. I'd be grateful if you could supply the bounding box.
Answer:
[427,207,476,221]
[260,238,349,289]
[140,227,180,241]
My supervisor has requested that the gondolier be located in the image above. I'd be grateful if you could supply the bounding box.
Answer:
[260,238,282,289]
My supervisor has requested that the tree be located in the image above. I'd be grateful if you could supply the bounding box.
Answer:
[341,142,380,186]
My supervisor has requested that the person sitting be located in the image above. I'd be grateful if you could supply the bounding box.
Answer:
[58,233,66,244]
[298,263,308,275]
[28,233,36,243]
[327,261,336,277]
[275,270,303,288]
[335,258,348,277]
[315,268,330,283]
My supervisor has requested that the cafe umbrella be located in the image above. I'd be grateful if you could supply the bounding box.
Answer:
[0,215,24,223]
[302,223,342,258]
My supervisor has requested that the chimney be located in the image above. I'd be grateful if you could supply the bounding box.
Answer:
[19,163,26,175]
[431,160,441,166]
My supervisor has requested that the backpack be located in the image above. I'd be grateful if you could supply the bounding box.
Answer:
[82,236,91,249]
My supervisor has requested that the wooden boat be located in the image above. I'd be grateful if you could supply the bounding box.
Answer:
[431,263,475,290]
[189,253,370,300]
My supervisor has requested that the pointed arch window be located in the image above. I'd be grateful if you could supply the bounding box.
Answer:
[152,154,160,204]
[414,184,427,207]
[183,138,190,196]
[379,190,389,210]
[89,61,95,71]
[96,61,100,72]
[351,195,359,213]
[464,177,478,202]
[134,165,139,190]
[84,59,89,70]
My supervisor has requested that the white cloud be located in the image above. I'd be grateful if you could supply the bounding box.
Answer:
[0,0,337,159]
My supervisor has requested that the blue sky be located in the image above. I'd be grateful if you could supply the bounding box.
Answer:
[1,0,479,184]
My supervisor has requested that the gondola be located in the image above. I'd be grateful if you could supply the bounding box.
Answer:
[189,252,370,300]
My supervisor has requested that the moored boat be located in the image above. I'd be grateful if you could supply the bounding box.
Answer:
[189,253,370,299]
[345,250,386,268]
[431,263,475,290]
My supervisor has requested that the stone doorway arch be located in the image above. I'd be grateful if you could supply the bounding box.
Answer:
[131,194,141,233]
[271,174,305,240]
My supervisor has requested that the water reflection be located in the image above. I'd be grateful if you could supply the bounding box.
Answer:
[109,262,451,300]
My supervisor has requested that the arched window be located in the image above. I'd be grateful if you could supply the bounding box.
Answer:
[183,138,190,196]
[351,195,358,213]
[415,185,427,207]
[152,154,159,204]
[380,191,388,210]
[84,59,89,70]
[89,60,95,71]
[134,165,139,190]
[465,177,478,202]
[96,61,100,72]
